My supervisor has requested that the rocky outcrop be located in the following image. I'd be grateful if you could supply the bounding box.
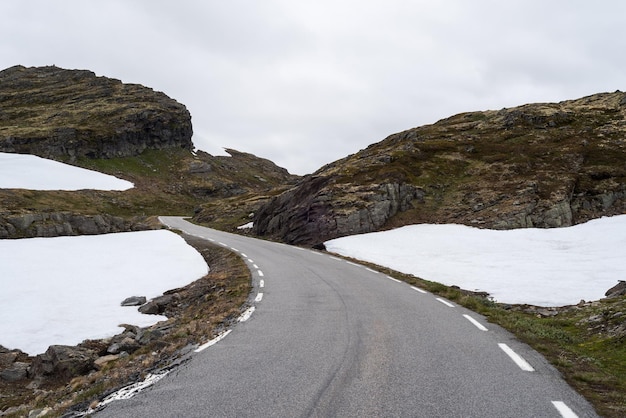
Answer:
[254,91,626,245]
[253,177,424,245]
[30,345,98,382]
[0,65,192,161]
[0,212,154,239]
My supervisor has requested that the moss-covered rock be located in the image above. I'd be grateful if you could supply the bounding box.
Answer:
[0,65,193,161]
[254,91,626,245]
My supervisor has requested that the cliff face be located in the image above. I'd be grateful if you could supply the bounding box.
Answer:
[253,91,626,245]
[0,65,192,161]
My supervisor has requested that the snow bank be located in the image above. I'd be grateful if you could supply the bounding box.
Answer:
[0,230,208,355]
[0,152,133,190]
[325,216,626,307]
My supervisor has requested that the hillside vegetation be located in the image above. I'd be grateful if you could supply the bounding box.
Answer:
[0,66,298,238]
[253,92,626,245]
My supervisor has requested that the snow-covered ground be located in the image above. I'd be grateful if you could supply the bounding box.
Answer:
[0,152,206,355]
[0,230,208,355]
[0,152,133,190]
[326,215,626,307]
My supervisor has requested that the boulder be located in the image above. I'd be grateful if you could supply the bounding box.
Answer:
[605,281,626,299]
[121,296,147,306]
[138,294,177,315]
[0,361,30,382]
[30,345,97,381]
[107,337,140,355]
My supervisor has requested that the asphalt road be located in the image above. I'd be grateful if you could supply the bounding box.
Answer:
[96,216,598,417]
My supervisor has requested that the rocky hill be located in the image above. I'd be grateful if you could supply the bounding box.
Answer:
[0,66,299,238]
[0,65,193,161]
[253,91,626,245]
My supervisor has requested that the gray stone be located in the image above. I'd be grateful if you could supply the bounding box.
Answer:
[107,337,140,355]
[605,281,626,298]
[94,354,120,370]
[29,345,97,381]
[136,329,164,345]
[138,300,160,315]
[28,407,52,418]
[121,296,147,306]
[0,361,29,381]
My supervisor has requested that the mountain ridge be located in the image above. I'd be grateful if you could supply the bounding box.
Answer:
[252,91,626,245]
[0,65,193,161]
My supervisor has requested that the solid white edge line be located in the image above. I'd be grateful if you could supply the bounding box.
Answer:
[498,343,535,371]
[258,270,264,277]
[259,279,265,288]
[551,401,579,418]
[463,314,488,331]
[194,330,232,353]
[97,370,170,407]
[255,293,263,302]
[238,306,255,322]
[410,286,427,294]
[436,298,455,308]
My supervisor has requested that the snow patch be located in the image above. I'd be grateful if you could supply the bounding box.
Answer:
[0,230,208,355]
[237,222,254,230]
[0,152,133,190]
[325,216,626,307]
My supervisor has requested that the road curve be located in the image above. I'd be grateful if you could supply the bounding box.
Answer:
[96,217,598,417]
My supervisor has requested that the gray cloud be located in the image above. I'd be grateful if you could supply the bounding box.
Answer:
[1,0,624,174]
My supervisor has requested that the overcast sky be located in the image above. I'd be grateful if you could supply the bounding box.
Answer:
[1,1,624,174]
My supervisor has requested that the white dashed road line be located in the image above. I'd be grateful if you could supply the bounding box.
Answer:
[258,270,264,277]
[463,314,488,331]
[551,401,579,418]
[386,275,401,283]
[255,293,264,302]
[436,298,455,308]
[498,343,535,372]
[366,267,378,274]
[410,286,428,294]
[259,279,265,288]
